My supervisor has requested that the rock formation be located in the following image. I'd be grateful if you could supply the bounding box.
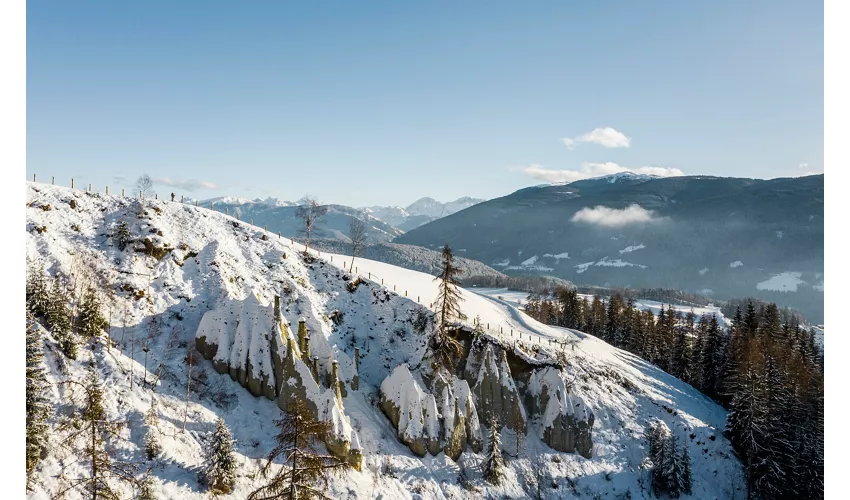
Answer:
[196,292,363,470]
[380,335,595,460]
[527,366,595,458]
[471,344,527,435]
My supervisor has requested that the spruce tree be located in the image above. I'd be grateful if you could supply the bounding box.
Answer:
[431,245,466,373]
[26,308,51,483]
[670,318,689,380]
[56,362,134,500]
[137,473,158,500]
[115,218,132,251]
[248,398,348,500]
[27,265,50,318]
[200,417,237,495]
[680,442,692,495]
[482,415,504,485]
[47,277,77,359]
[744,300,759,339]
[699,315,721,398]
[604,295,619,346]
[754,355,795,499]
[144,401,163,461]
[647,420,670,497]
[663,433,681,498]
[77,286,108,338]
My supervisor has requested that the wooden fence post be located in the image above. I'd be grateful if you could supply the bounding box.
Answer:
[33,174,36,182]
[106,186,109,194]
[52,176,54,185]
[71,178,74,188]
[89,183,92,192]
[122,188,125,197]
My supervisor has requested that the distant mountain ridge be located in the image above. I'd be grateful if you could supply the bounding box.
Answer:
[397,174,825,322]
[360,196,485,231]
[197,195,486,234]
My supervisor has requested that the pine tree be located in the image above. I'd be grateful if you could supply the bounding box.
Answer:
[77,286,108,338]
[200,417,237,495]
[482,415,504,485]
[248,399,348,500]
[47,277,77,359]
[26,308,51,483]
[430,245,466,373]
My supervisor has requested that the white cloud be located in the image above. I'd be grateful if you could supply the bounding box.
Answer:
[571,204,662,227]
[153,177,218,191]
[562,127,631,150]
[521,162,684,183]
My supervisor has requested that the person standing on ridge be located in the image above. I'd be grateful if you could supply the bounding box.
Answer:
[171,192,175,202]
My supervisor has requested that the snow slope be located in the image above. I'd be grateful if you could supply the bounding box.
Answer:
[26,182,744,499]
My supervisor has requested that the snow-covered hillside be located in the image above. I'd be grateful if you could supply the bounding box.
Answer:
[26,182,745,499]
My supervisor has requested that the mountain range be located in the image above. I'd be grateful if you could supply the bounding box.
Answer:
[396,174,825,322]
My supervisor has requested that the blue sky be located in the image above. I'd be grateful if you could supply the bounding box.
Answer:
[26,1,823,207]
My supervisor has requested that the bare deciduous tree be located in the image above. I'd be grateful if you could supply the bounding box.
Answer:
[136,174,155,198]
[347,218,368,272]
[295,196,328,254]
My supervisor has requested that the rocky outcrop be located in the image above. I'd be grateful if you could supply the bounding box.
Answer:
[196,292,362,470]
[471,344,527,434]
[431,371,482,455]
[527,366,595,458]
[381,335,595,460]
[379,365,437,457]
[195,292,278,400]
[380,365,485,459]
